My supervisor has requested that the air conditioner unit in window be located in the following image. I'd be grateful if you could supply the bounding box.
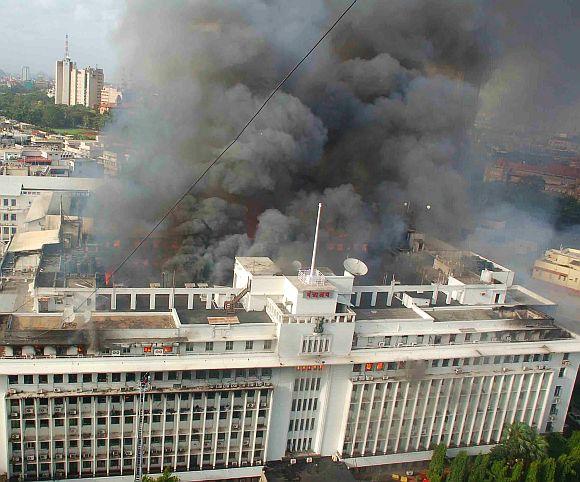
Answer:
[562,360,570,366]
[112,450,120,457]
[111,350,121,356]
[26,455,35,461]
[232,423,240,429]
[378,342,386,348]
[554,397,561,403]
[306,457,313,463]
[11,456,20,462]
[10,411,19,418]
[69,409,78,415]
[247,402,255,408]
[231,461,239,467]
[40,454,48,460]
[255,459,262,465]
[124,450,133,456]
[54,453,63,460]
[25,408,34,414]
[153,349,163,355]
[290,458,297,465]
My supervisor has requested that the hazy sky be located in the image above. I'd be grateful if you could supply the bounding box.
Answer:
[0,0,124,79]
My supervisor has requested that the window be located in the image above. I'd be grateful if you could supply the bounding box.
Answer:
[126,373,135,382]
[480,333,488,342]
[97,373,107,382]
[225,341,234,351]
[263,340,272,350]
[416,335,424,344]
[83,374,92,383]
[68,374,77,383]
[554,386,562,397]
[449,334,456,344]
[10,214,16,221]
[39,374,48,384]
[3,199,8,207]
[23,375,33,384]
[8,375,18,384]
[53,374,63,383]
[464,333,472,342]
[563,353,570,361]
[559,368,566,378]
[11,199,16,207]
[112,373,121,382]
[186,343,194,352]
[245,341,253,350]
[205,342,214,352]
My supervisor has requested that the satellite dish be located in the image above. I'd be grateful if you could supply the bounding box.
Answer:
[292,260,302,271]
[343,258,368,276]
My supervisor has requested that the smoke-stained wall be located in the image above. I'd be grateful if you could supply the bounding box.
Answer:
[95,0,499,283]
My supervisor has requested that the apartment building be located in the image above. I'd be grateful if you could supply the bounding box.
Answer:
[0,243,577,481]
[0,176,97,249]
[533,247,580,292]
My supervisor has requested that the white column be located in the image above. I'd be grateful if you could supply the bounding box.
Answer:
[371,382,389,454]
[509,374,525,424]
[475,376,495,444]
[350,384,364,456]
[445,377,465,447]
[187,294,194,309]
[454,377,474,447]
[426,379,443,446]
[149,294,156,310]
[130,294,136,310]
[415,379,434,451]
[370,292,378,307]
[527,372,546,426]
[360,384,376,455]
[465,376,485,445]
[485,375,506,444]
[383,381,400,454]
[404,382,422,452]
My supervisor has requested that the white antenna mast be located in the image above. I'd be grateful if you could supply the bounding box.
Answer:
[309,203,323,283]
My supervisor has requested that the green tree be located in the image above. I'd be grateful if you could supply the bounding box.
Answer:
[524,460,539,482]
[428,444,447,482]
[448,451,469,482]
[467,454,490,482]
[491,423,548,466]
[508,460,524,482]
[540,457,556,482]
[143,467,179,482]
[489,460,508,481]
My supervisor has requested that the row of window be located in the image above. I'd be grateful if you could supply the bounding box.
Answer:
[290,398,319,412]
[2,198,17,207]
[2,213,17,221]
[288,418,316,432]
[293,377,321,392]
[186,340,272,352]
[8,368,273,385]
[353,353,566,374]
[356,330,567,348]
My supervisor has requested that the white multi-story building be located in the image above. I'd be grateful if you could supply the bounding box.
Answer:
[0,249,578,481]
[0,176,97,249]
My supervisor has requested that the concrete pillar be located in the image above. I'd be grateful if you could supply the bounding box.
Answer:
[432,284,439,304]
[370,292,378,307]
[355,292,362,307]
[110,293,116,310]
[187,294,194,309]
[130,293,136,310]
[445,290,452,304]
[169,291,174,310]
[205,293,212,309]
[150,294,156,310]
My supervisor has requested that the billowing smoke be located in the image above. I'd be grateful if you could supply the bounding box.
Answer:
[97,0,498,284]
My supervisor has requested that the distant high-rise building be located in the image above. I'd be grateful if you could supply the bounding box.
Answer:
[20,66,30,82]
[74,67,104,108]
[55,35,76,105]
[55,35,104,108]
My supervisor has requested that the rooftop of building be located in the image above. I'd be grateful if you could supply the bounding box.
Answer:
[177,307,272,325]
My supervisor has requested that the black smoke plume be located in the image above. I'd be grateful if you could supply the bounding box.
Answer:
[95,0,499,284]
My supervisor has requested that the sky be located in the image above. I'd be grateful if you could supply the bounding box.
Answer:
[0,0,124,80]
[0,0,578,131]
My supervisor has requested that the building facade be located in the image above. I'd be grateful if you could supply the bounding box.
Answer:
[0,252,577,481]
[533,247,580,292]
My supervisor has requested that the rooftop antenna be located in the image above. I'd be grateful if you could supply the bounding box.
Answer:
[308,203,323,283]
[65,34,70,60]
